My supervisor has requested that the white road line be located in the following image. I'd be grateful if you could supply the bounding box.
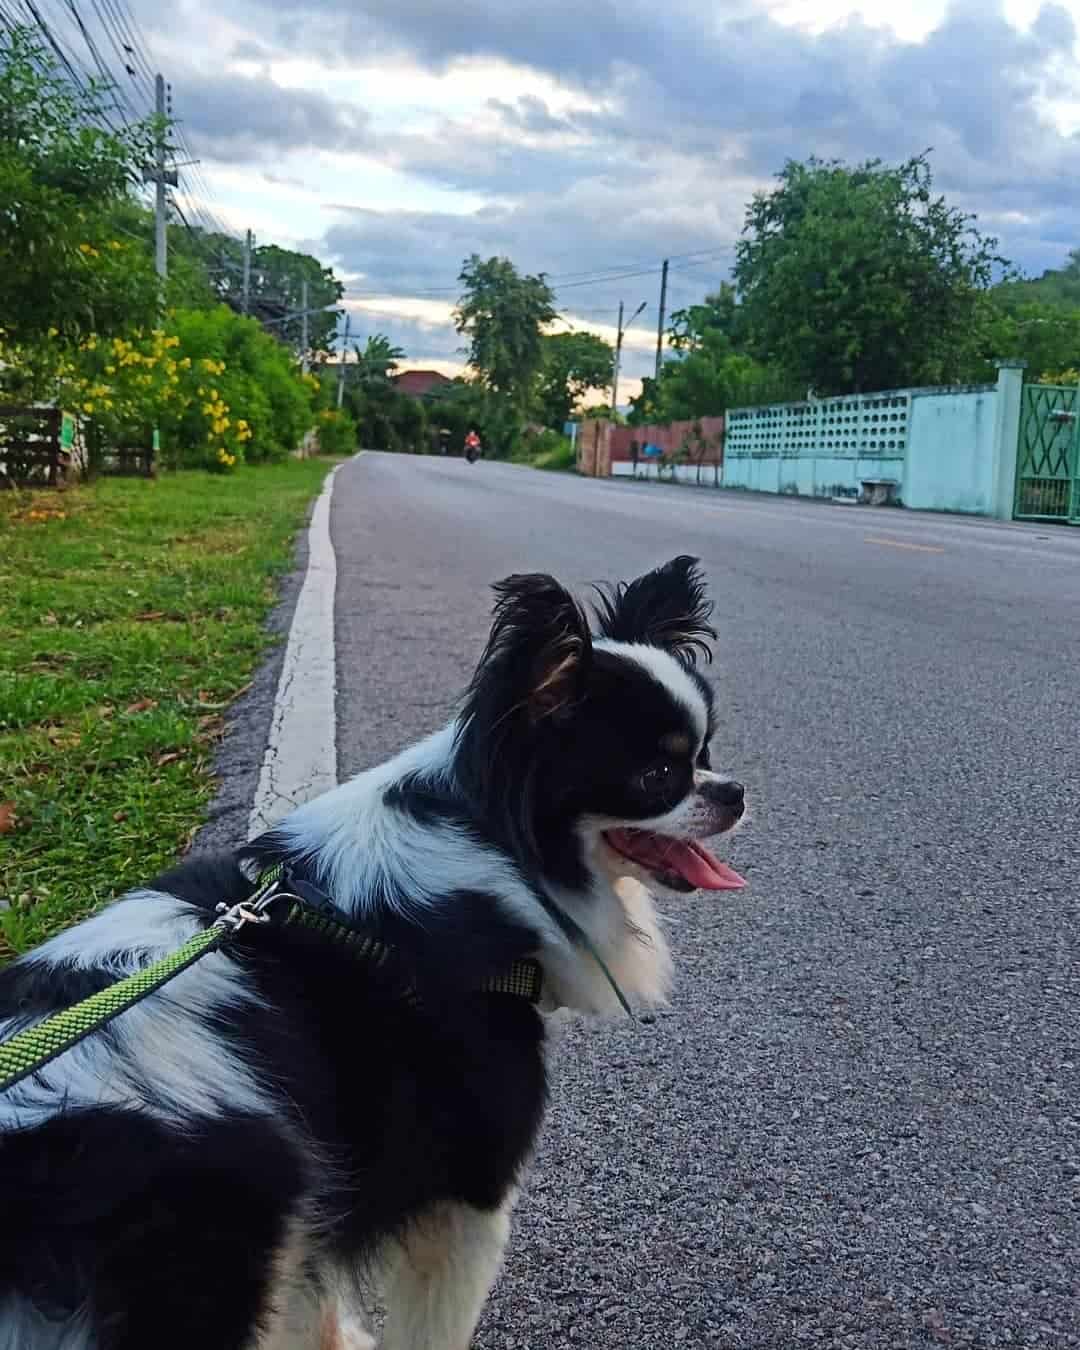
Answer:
[248,462,342,839]
[864,535,945,554]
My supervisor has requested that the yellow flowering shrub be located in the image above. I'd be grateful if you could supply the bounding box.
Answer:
[0,304,317,472]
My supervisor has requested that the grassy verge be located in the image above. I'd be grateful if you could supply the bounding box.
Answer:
[0,458,337,959]
[510,433,576,473]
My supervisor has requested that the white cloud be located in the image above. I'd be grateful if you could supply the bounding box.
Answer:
[120,0,1080,373]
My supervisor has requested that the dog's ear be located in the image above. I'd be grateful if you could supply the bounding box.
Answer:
[593,555,716,665]
[474,573,591,725]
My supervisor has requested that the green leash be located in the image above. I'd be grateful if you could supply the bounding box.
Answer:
[0,922,229,1097]
[0,864,543,1096]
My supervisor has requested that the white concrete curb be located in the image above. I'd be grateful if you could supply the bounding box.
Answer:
[248,461,343,839]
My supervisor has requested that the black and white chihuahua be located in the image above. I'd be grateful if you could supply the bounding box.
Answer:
[0,556,746,1350]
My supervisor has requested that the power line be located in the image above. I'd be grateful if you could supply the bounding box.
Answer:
[7,0,127,132]
[58,0,140,122]
[106,0,156,87]
[98,0,154,88]
[88,0,154,106]
[341,246,738,303]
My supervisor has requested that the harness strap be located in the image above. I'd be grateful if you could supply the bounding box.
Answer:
[0,865,543,1096]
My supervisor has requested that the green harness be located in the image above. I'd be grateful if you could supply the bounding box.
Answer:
[0,864,543,1096]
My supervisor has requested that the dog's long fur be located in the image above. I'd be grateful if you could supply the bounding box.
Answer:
[0,556,743,1349]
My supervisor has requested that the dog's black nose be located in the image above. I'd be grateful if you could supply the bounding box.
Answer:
[702,778,745,807]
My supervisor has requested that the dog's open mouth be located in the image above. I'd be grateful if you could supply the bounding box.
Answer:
[604,829,745,892]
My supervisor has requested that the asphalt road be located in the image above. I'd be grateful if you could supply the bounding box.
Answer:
[330,455,1080,1347]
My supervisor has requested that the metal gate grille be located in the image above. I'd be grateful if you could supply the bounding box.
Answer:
[1015,384,1080,522]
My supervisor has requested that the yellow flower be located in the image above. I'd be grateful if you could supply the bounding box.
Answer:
[47,327,58,338]
[109,240,123,250]
[82,401,94,413]
[77,243,99,257]
[105,365,116,375]
[180,357,192,369]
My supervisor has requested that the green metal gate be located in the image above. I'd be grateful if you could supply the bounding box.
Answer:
[1015,383,1080,522]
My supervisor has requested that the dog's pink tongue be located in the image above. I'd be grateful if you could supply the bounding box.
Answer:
[678,841,746,890]
[607,830,746,891]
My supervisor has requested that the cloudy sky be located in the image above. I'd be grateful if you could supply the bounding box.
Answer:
[130,0,1080,389]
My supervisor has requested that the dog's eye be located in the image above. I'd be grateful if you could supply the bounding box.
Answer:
[640,761,674,795]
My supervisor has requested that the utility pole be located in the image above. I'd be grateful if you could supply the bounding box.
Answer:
[154,74,167,282]
[654,258,669,381]
[611,300,624,418]
[611,299,647,419]
[336,312,351,410]
[242,230,253,315]
[300,278,309,375]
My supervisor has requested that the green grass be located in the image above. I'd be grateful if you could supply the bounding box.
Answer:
[511,432,577,472]
[0,458,337,959]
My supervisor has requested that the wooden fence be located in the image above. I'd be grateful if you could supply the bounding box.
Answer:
[0,406,69,487]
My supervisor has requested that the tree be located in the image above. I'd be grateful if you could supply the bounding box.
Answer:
[969,294,1080,382]
[667,283,746,354]
[353,334,405,386]
[734,153,1010,395]
[424,377,527,456]
[0,28,160,343]
[630,287,795,423]
[533,330,614,429]
[184,232,344,354]
[454,255,557,409]
[997,248,1080,309]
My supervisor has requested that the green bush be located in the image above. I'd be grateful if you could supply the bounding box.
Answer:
[158,307,314,468]
[531,432,576,471]
[315,408,357,455]
[513,428,575,471]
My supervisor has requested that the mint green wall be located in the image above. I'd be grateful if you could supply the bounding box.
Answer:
[903,391,996,513]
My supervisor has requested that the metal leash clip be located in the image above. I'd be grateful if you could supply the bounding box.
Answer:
[214,868,295,933]
[213,901,274,934]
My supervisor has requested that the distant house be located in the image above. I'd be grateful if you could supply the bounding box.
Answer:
[392,369,452,399]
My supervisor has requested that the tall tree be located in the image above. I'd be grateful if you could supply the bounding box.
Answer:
[533,330,614,428]
[454,254,557,408]
[734,153,1009,395]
